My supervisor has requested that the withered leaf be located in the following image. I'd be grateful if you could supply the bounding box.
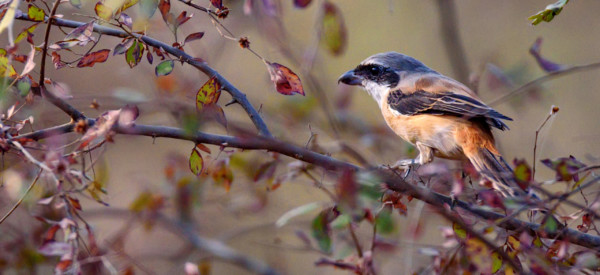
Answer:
[77,49,110,67]
[266,62,304,96]
[184,32,204,44]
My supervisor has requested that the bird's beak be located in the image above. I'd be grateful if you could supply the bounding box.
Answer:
[338,70,363,86]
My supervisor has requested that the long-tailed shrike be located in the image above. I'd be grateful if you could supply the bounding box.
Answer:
[338,52,525,197]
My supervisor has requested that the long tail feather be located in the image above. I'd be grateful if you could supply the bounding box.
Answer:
[467,148,525,197]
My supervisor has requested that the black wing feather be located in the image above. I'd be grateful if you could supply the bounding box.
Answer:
[387,90,512,130]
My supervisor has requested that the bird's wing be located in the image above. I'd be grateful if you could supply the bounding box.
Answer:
[387,89,512,130]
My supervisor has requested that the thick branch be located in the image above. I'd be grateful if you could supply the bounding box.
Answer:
[15,14,271,137]
[14,122,600,252]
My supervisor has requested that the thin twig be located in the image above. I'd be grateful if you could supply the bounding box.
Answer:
[533,106,559,181]
[0,170,42,224]
[490,62,600,106]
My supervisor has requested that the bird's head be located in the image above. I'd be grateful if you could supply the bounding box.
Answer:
[338,52,436,104]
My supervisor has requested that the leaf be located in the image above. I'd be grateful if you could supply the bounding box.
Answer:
[453,222,467,239]
[375,208,395,234]
[195,143,211,154]
[254,161,277,182]
[541,155,586,182]
[512,159,532,190]
[55,260,73,272]
[294,0,312,8]
[119,13,133,29]
[491,251,503,273]
[78,109,121,149]
[77,49,110,67]
[70,0,82,9]
[0,56,17,77]
[65,21,94,42]
[155,60,174,76]
[184,32,204,44]
[140,0,159,18]
[27,5,46,22]
[528,0,568,25]
[15,23,39,44]
[120,0,139,12]
[95,2,113,21]
[146,50,153,64]
[20,45,36,76]
[196,77,221,110]
[113,38,134,55]
[17,77,31,96]
[210,0,223,9]
[125,40,144,68]
[529,38,566,73]
[175,11,192,27]
[330,213,351,229]
[275,201,320,227]
[336,169,358,211]
[0,0,18,36]
[211,159,233,191]
[311,208,338,253]
[541,214,560,235]
[266,62,304,96]
[39,242,71,256]
[321,2,346,56]
[48,39,80,50]
[189,148,203,176]
[158,0,171,23]
[51,51,65,69]
[478,190,506,210]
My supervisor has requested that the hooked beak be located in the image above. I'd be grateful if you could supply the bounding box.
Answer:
[337,70,363,86]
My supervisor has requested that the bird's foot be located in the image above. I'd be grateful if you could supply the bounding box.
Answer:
[387,159,420,178]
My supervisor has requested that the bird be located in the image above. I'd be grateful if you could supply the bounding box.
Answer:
[338,52,526,197]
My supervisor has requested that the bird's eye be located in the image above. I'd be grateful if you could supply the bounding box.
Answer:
[369,66,382,76]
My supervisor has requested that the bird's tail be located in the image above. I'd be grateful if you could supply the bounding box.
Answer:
[466,147,526,197]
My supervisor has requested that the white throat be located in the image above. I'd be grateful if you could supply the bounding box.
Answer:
[363,82,389,109]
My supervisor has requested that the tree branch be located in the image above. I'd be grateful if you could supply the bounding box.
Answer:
[434,0,470,86]
[13,121,600,253]
[15,14,271,137]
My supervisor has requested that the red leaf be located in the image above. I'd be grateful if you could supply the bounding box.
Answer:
[51,51,65,69]
[266,62,304,96]
[530,38,566,73]
[184,32,204,44]
[159,0,171,22]
[294,0,312,8]
[146,51,153,64]
[196,143,211,154]
[77,49,110,67]
[210,0,223,9]
[175,11,192,27]
[55,259,73,272]
[43,225,61,244]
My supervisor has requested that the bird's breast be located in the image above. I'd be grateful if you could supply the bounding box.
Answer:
[380,100,464,159]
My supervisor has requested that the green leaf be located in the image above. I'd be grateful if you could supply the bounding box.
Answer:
[275,202,320,228]
[140,0,159,18]
[155,60,174,76]
[453,222,467,239]
[70,0,82,8]
[542,214,559,234]
[375,208,395,234]
[330,214,351,229]
[15,23,38,44]
[125,40,144,68]
[27,5,46,22]
[528,0,569,25]
[321,2,346,55]
[311,210,332,253]
[196,76,221,111]
[17,77,31,97]
[95,1,113,21]
[491,252,502,273]
[189,148,203,176]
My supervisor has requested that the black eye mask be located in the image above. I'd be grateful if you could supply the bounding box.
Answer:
[354,64,400,88]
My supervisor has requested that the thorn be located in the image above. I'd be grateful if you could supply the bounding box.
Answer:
[225,99,238,107]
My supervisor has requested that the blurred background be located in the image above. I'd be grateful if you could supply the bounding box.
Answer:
[2,0,600,274]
